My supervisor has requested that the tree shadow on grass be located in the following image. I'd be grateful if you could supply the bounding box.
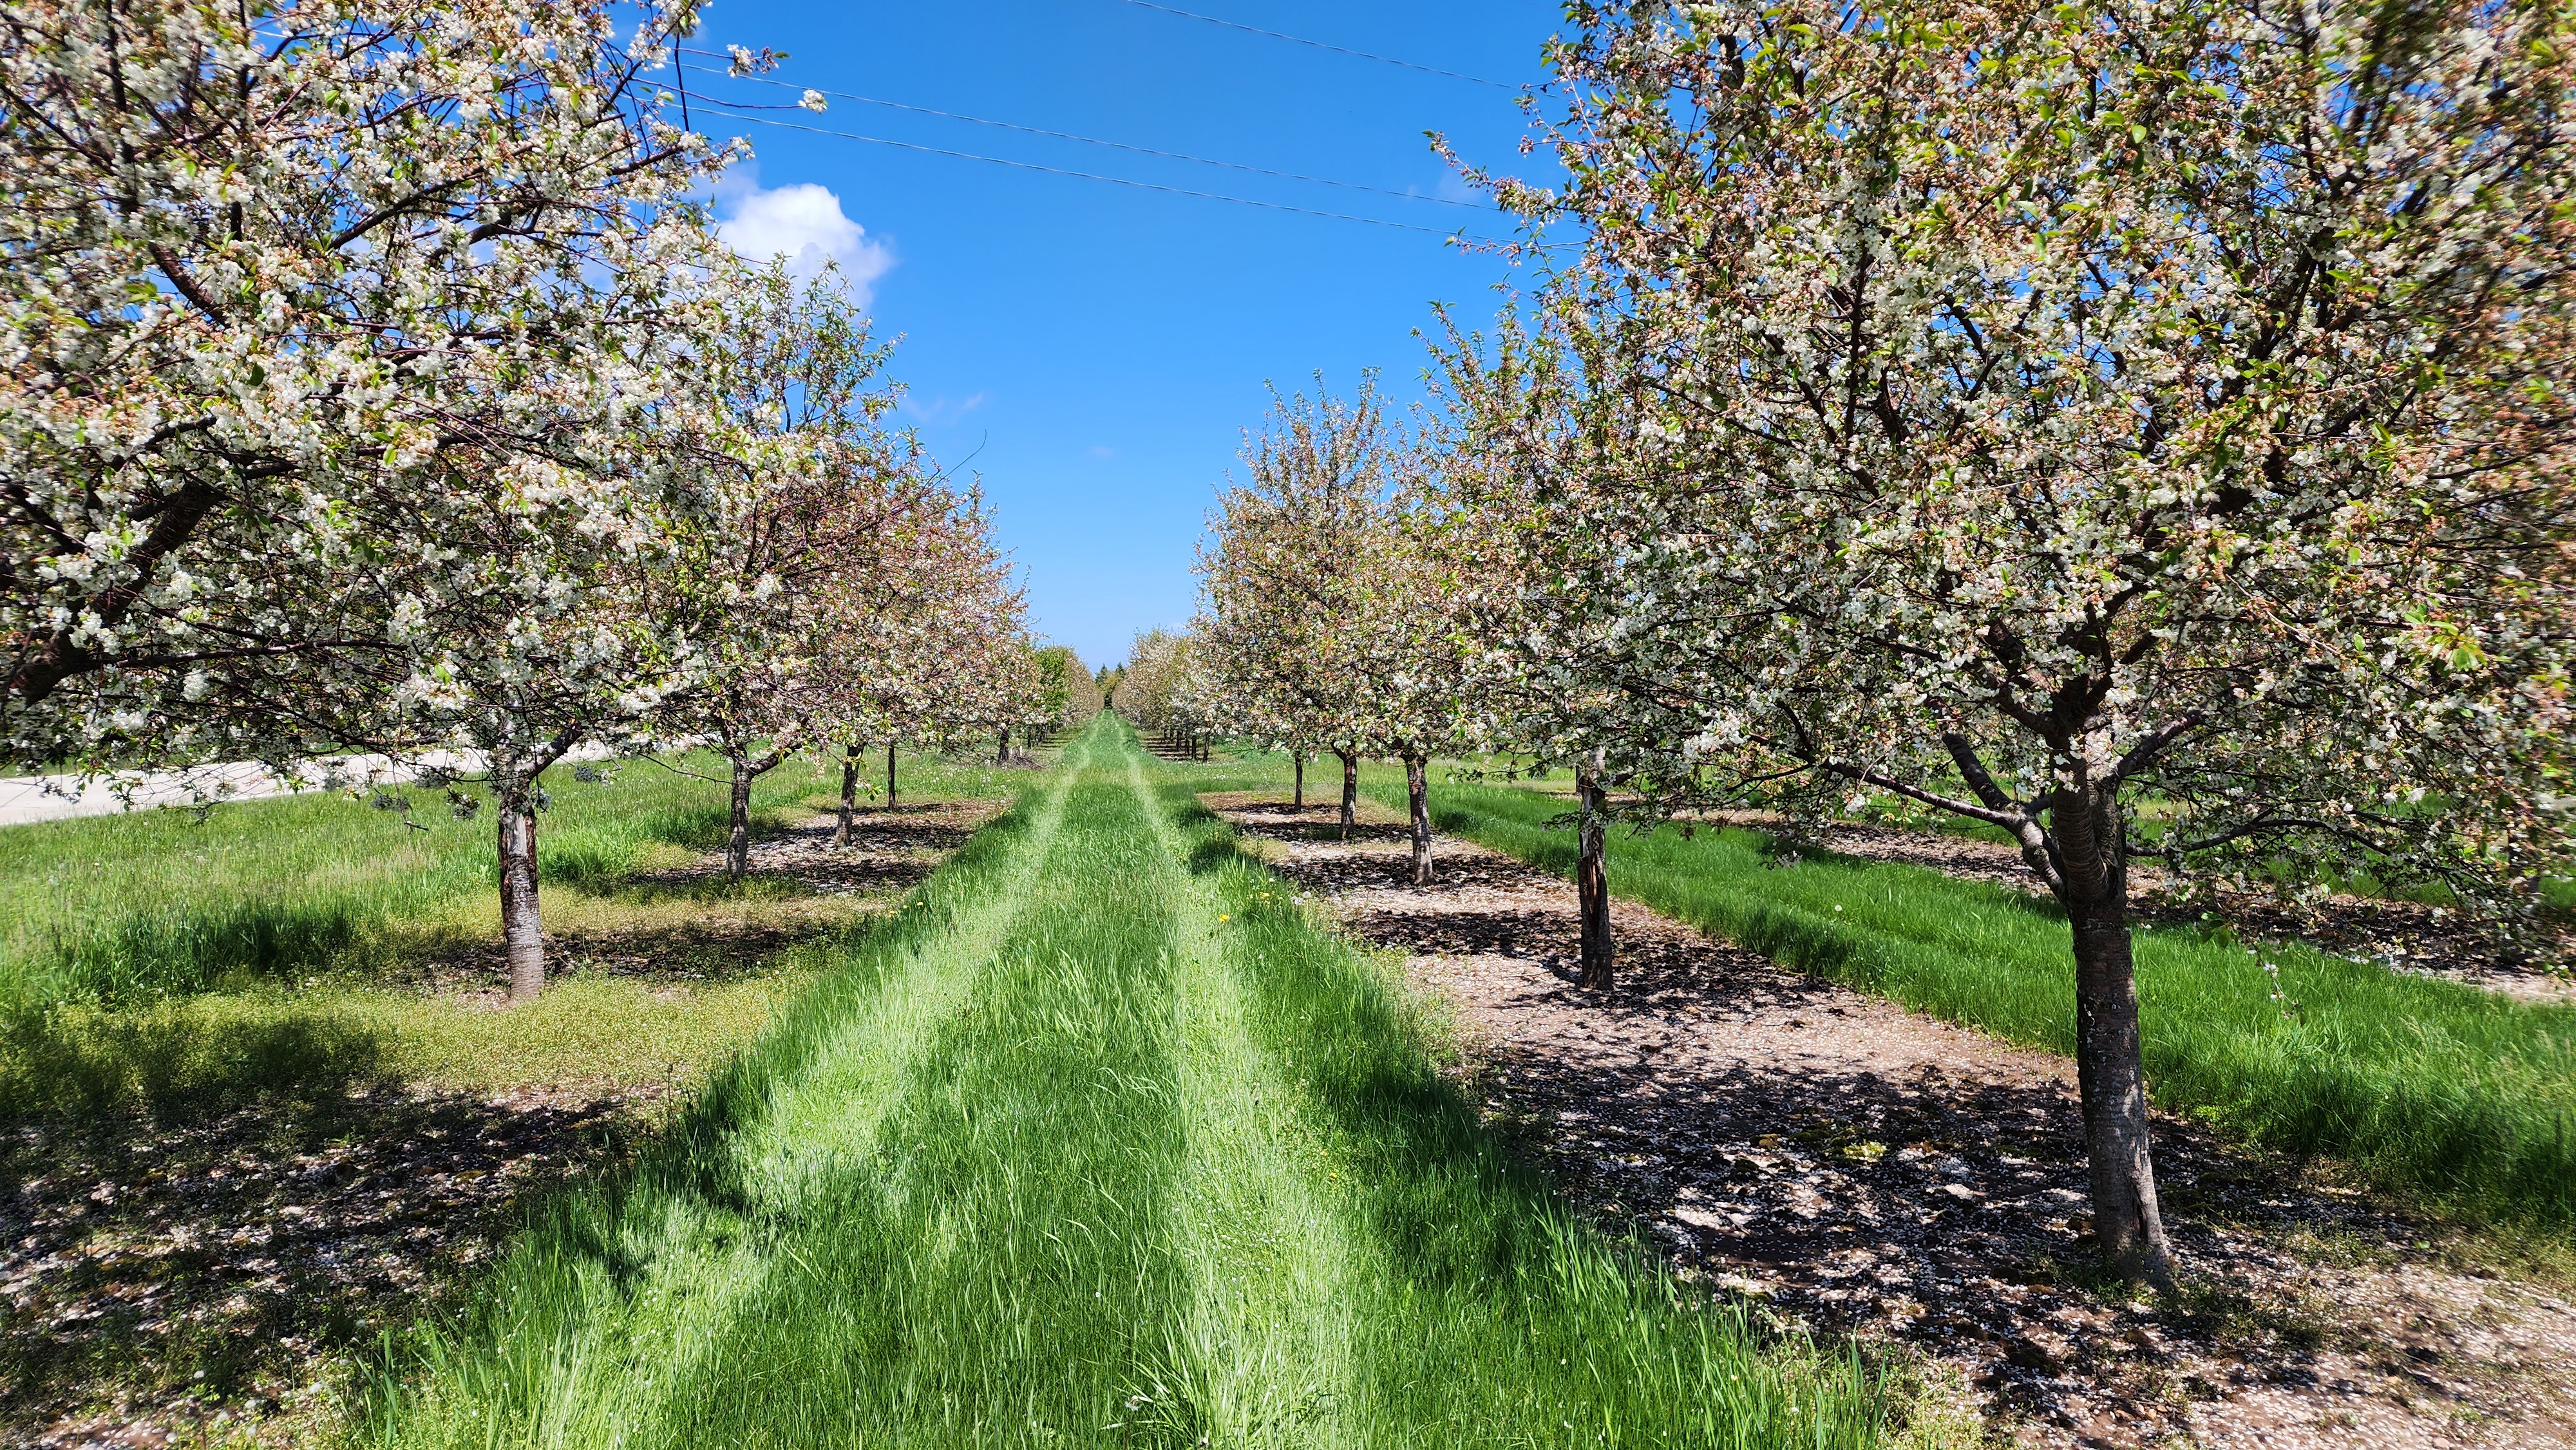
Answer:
[0,999,392,1129]
[0,1001,646,1444]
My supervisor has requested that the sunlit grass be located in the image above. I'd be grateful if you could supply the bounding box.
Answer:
[1,968,826,1124]
[366,719,1892,1449]
[0,749,1028,1008]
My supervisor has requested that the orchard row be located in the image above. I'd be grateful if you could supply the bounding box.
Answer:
[0,2,1094,999]
[1179,0,2575,1292]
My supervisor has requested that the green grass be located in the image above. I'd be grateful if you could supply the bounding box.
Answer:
[0,963,832,1127]
[365,719,1889,1449]
[1295,766,2575,1234]
[0,749,1031,1008]
[0,749,1032,1132]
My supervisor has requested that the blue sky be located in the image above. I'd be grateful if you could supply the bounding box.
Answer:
[683,0,1563,668]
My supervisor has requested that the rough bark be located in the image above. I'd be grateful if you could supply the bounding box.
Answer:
[996,726,1010,766]
[886,740,898,811]
[1577,764,1614,989]
[835,746,859,845]
[2052,780,2178,1290]
[1405,755,1434,887]
[1338,751,1358,839]
[1292,751,1305,811]
[498,789,544,1003]
[725,753,755,879]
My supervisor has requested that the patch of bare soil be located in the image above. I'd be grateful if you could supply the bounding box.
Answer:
[1714,811,2575,1010]
[1,1084,652,1448]
[638,800,1004,898]
[1209,794,2576,1450]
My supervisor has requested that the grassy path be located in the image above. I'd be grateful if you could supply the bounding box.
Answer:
[371,721,1886,1449]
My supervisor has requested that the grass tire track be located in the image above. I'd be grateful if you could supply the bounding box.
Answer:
[370,722,1894,1449]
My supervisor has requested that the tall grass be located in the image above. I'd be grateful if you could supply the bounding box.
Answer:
[1394,778,2576,1231]
[1146,764,1882,1446]
[366,720,1888,1449]
[0,750,1027,1007]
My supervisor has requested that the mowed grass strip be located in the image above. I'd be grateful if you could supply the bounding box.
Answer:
[368,720,1889,1449]
[1394,778,2576,1232]
[368,742,1086,1447]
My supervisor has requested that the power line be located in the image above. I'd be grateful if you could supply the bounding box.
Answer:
[680,58,1483,211]
[688,104,1496,241]
[1112,0,1517,89]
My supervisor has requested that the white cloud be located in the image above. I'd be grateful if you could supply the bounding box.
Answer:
[1428,170,1482,205]
[715,183,894,297]
[901,393,988,426]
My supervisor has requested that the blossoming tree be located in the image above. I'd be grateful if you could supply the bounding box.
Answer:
[1443,0,2575,1285]
[1020,645,1100,749]
[1194,378,1412,829]
[811,487,1023,827]
[2,0,738,776]
[649,258,956,878]
[1,0,784,1001]
[1111,628,1193,746]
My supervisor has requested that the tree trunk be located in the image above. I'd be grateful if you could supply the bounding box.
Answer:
[726,753,755,879]
[835,746,859,846]
[998,726,1011,766]
[1405,755,1434,887]
[498,789,544,1002]
[1338,752,1358,840]
[1577,763,1613,989]
[2053,782,2177,1290]
[886,740,898,811]
[1293,752,1305,811]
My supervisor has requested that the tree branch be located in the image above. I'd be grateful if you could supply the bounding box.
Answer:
[2111,712,2204,784]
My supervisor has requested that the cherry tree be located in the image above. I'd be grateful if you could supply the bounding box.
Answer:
[392,463,719,1001]
[0,0,779,1002]
[1111,628,1192,746]
[1444,0,2576,1285]
[811,489,1023,827]
[648,258,955,878]
[978,637,1045,766]
[1197,379,1480,878]
[1022,645,1100,747]
[1412,417,1626,983]
[1193,379,1408,827]
[2,0,739,773]
[1347,486,1477,887]
[1115,626,1231,762]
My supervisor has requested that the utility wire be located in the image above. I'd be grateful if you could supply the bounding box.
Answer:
[1112,0,1517,89]
[679,57,1483,211]
[687,103,1494,241]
